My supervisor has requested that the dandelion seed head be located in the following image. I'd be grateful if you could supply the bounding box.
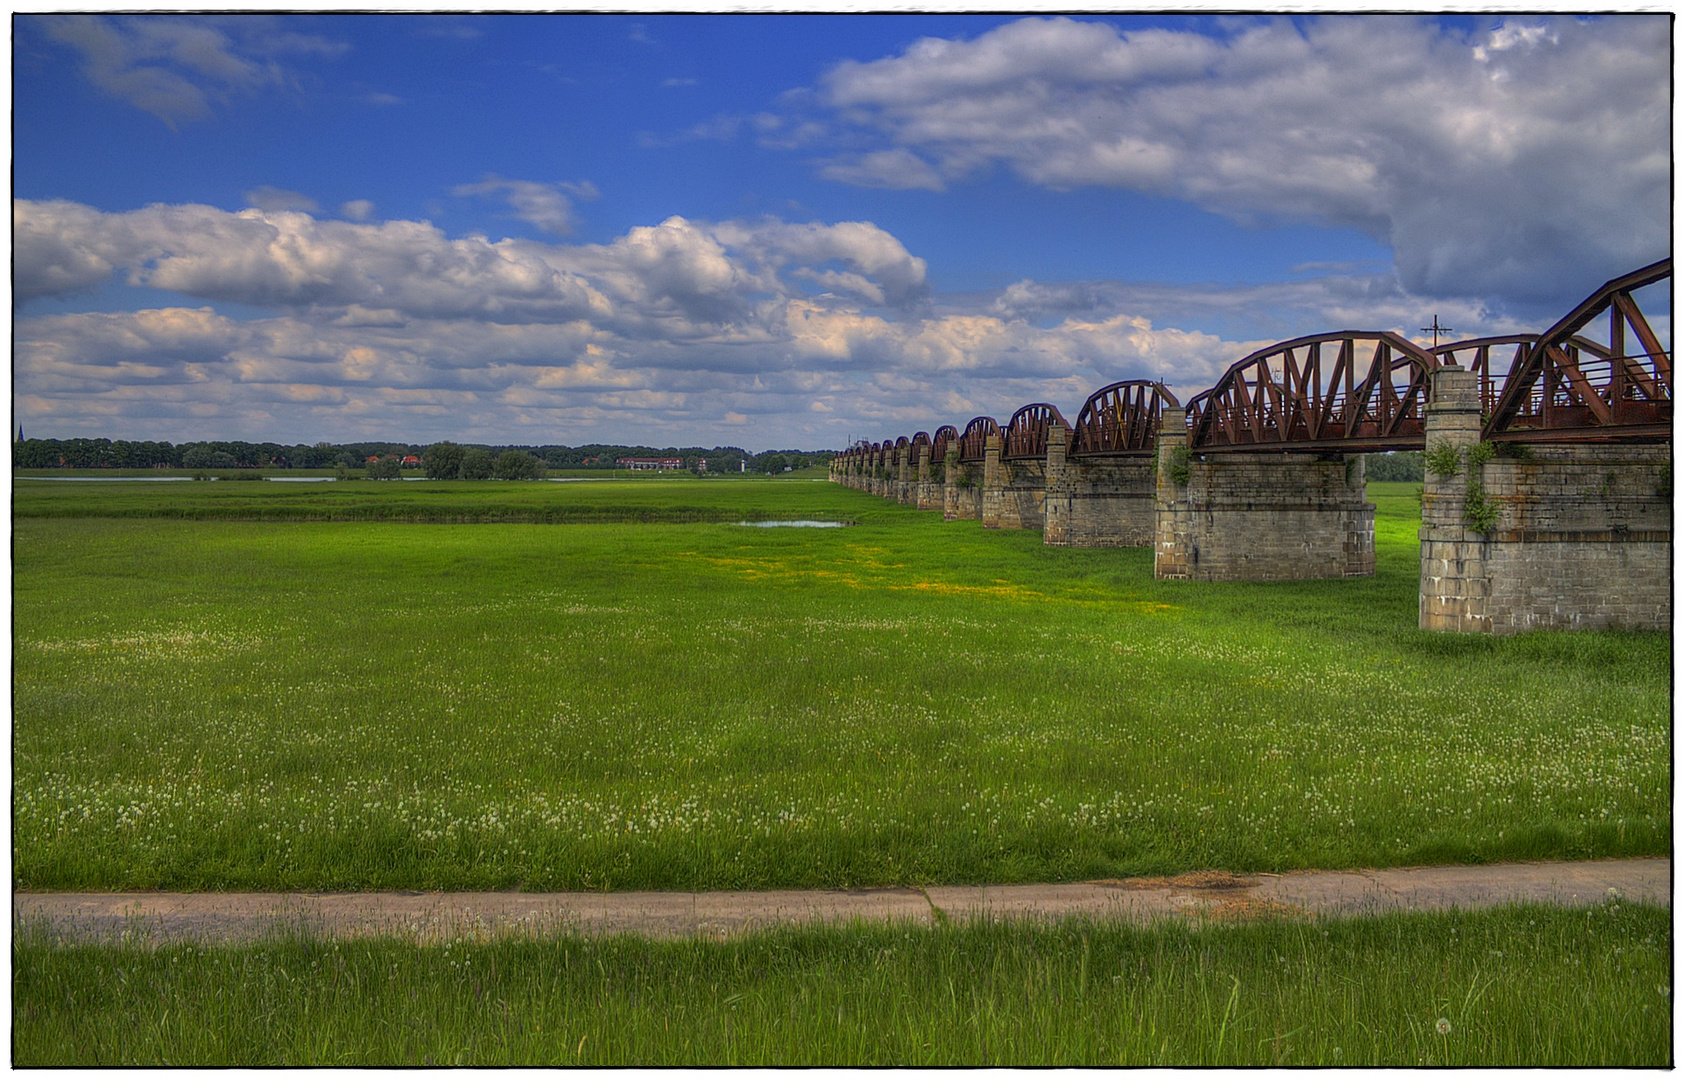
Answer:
[1435,1018,1452,1036]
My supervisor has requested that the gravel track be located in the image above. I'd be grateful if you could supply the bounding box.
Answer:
[15,857,1667,944]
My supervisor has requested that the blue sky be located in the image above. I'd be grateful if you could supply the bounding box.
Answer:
[13,13,1671,449]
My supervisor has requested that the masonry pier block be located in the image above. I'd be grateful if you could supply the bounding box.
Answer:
[1155,419,1374,581]
[1046,455,1157,546]
[895,446,915,505]
[1420,366,1671,633]
[994,458,1049,530]
[915,446,939,510]
[1043,426,1073,545]
[943,449,981,520]
[980,435,1006,528]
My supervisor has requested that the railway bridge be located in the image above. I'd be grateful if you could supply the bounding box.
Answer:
[832,260,1671,633]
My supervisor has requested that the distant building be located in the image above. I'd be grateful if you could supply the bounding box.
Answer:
[617,457,685,471]
[401,455,421,468]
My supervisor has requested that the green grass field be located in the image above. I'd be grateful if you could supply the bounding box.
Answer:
[10,473,1673,1065]
[13,902,1669,1066]
[12,476,1669,891]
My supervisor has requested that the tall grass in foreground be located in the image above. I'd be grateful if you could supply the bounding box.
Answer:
[12,480,1670,890]
[13,903,1669,1067]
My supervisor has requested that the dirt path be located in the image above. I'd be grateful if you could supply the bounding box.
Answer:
[15,857,1667,944]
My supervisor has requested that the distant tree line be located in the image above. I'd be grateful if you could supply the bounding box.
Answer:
[13,438,408,470]
[1364,450,1424,482]
[10,435,1412,481]
[14,436,836,475]
[416,443,546,481]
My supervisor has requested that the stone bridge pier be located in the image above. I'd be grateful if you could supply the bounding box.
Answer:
[982,438,1053,531]
[895,444,915,505]
[1154,418,1375,580]
[943,447,982,521]
[1044,431,1158,547]
[915,444,939,510]
[1419,366,1671,633]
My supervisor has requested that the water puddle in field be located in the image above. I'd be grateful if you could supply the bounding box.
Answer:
[735,520,855,528]
[266,477,336,482]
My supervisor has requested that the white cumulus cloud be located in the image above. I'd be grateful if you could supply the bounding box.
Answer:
[800,14,1669,308]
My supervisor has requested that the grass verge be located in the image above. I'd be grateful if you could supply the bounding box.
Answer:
[13,902,1669,1066]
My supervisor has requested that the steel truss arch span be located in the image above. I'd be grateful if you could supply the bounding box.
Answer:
[1071,380,1181,457]
[930,425,959,461]
[1187,331,1438,453]
[957,416,999,462]
[1485,259,1671,443]
[1003,403,1071,460]
[1433,334,1620,422]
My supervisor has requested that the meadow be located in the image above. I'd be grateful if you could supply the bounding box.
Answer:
[12,476,1670,892]
[10,472,1673,1065]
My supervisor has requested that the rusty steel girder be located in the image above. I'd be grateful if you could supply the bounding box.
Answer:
[1070,380,1182,457]
[930,424,959,461]
[1187,331,1439,452]
[910,431,931,455]
[1484,259,1671,443]
[1431,333,1622,419]
[1433,335,1538,421]
[957,416,999,462]
[1003,403,1071,460]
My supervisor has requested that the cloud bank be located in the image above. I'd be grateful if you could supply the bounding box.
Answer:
[17,198,1317,445]
[771,15,1668,306]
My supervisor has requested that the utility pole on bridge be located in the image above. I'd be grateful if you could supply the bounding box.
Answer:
[1421,316,1455,351]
